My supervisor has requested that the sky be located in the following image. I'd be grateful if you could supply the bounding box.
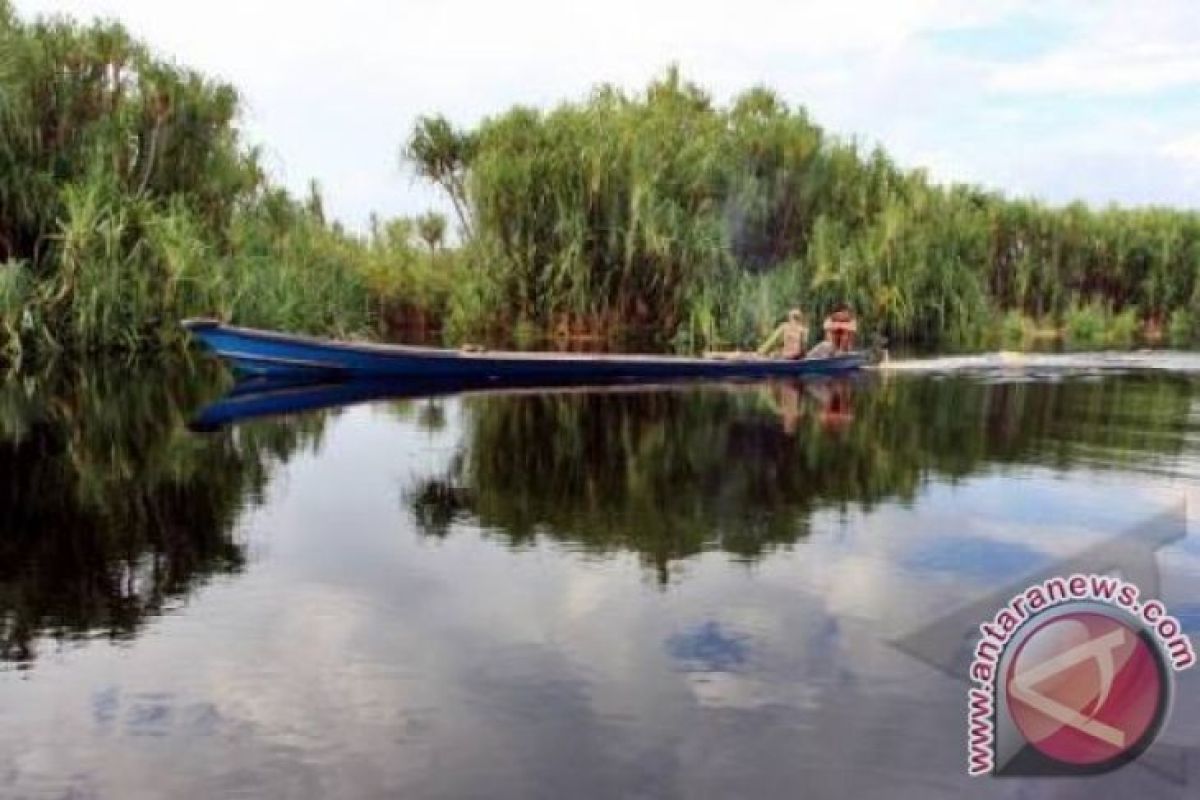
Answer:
[15,0,1200,229]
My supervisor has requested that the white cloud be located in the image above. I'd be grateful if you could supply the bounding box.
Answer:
[1163,133,1200,163]
[991,44,1200,94]
[988,0,1200,95]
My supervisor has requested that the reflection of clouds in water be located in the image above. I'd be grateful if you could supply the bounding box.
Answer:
[667,621,750,673]
[901,536,1048,579]
[7,386,1200,799]
[800,472,1191,599]
[920,472,1183,537]
[663,593,856,713]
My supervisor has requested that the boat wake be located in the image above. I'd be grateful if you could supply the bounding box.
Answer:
[876,350,1200,379]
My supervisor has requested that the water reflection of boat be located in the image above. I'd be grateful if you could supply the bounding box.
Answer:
[807,380,856,431]
[189,376,520,431]
[760,378,857,435]
[189,374,863,432]
[183,319,867,380]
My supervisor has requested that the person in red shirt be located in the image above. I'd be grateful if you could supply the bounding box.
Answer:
[823,304,858,353]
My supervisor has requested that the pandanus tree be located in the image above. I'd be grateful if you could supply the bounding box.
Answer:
[405,116,476,238]
[416,211,447,257]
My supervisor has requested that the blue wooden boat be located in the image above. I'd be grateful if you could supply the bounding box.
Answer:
[183,318,868,380]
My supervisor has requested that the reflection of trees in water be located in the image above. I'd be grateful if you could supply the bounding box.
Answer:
[7,365,1184,654]
[410,375,1197,581]
[0,359,325,664]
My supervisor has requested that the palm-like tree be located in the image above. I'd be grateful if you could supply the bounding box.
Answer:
[416,211,447,257]
[405,116,475,237]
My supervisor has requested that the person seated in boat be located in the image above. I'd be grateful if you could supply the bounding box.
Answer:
[805,328,837,359]
[823,304,858,353]
[757,309,809,360]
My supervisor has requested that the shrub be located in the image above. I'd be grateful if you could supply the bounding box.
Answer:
[1064,303,1108,346]
[1108,307,1139,346]
[1167,309,1196,345]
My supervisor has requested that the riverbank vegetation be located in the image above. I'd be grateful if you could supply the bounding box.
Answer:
[2,0,1197,359]
[0,2,451,362]
[409,69,1200,348]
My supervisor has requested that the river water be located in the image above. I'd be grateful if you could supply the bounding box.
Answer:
[1,354,1199,798]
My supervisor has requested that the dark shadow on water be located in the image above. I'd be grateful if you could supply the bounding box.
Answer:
[407,372,1199,583]
[187,368,1199,585]
[0,358,328,665]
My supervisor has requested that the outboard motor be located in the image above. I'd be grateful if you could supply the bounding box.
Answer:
[869,334,889,365]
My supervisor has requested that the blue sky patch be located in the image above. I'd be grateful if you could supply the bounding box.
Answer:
[928,15,1071,63]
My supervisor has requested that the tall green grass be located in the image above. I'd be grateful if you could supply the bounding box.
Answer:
[6,0,1200,358]
[0,2,385,359]
[408,70,1200,348]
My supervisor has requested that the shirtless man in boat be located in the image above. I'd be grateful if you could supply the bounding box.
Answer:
[757,309,809,359]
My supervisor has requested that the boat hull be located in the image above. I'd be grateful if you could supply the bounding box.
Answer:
[182,319,868,380]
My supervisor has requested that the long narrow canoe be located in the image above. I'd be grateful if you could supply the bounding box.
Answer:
[183,319,867,380]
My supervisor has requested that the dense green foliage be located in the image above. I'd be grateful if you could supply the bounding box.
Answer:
[0,3,447,360]
[3,0,1196,356]
[409,70,1200,347]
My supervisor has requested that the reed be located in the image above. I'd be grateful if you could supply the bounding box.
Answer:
[6,0,1199,356]
[0,3,384,358]
[409,70,1200,348]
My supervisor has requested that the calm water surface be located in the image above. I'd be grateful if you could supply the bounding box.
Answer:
[2,356,1199,798]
